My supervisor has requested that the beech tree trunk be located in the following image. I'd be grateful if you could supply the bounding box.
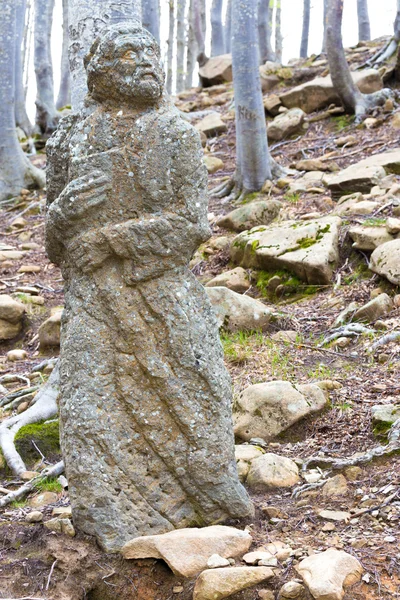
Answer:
[275,0,282,62]
[34,0,59,135]
[322,0,328,52]
[166,0,175,94]
[357,0,370,42]
[258,0,275,64]
[15,0,33,137]
[211,0,224,56]
[69,0,142,110]
[56,0,71,109]
[142,0,160,42]
[0,1,45,200]
[225,0,232,53]
[176,0,187,92]
[185,0,197,88]
[374,0,400,64]
[300,0,310,58]
[193,0,206,59]
[232,0,271,193]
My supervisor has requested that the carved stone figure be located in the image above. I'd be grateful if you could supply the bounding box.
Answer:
[46,23,253,553]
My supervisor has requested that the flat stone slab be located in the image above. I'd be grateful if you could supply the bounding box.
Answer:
[230,217,341,285]
[121,525,252,577]
[206,286,273,331]
[372,404,400,427]
[370,238,400,284]
[193,566,275,600]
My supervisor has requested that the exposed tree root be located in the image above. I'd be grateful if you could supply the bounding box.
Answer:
[211,159,287,201]
[0,460,64,508]
[318,323,374,347]
[0,363,59,476]
[354,88,396,123]
[368,330,400,352]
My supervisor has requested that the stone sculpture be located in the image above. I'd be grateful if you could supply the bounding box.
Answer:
[46,23,253,552]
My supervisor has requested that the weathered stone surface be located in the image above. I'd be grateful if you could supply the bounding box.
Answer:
[372,404,400,427]
[122,526,252,577]
[349,225,394,250]
[370,239,400,284]
[230,217,341,284]
[204,155,224,174]
[278,581,306,599]
[29,491,58,508]
[263,93,282,116]
[199,55,232,86]
[216,200,282,232]
[38,310,62,347]
[45,24,252,553]
[193,567,275,600]
[246,454,300,489]
[267,108,306,141]
[233,381,327,442]
[322,474,348,498]
[7,349,27,361]
[317,510,350,522]
[195,112,227,137]
[296,548,363,600]
[327,150,400,195]
[279,69,382,114]
[205,267,251,294]
[206,287,273,331]
[353,293,393,323]
[0,319,22,341]
[0,295,25,323]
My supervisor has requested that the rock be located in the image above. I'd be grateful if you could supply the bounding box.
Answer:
[295,159,330,172]
[391,113,400,129]
[317,510,350,522]
[193,567,275,600]
[0,294,25,323]
[0,319,22,340]
[122,526,252,577]
[20,471,39,480]
[45,517,76,537]
[243,550,275,565]
[332,193,380,217]
[364,117,379,129]
[199,55,232,86]
[322,474,348,498]
[267,108,306,141]
[206,287,273,331]
[15,420,61,468]
[38,310,62,347]
[7,349,27,362]
[335,135,357,147]
[259,590,275,600]
[296,548,363,600]
[370,239,400,284]
[246,454,300,490]
[235,445,265,462]
[52,505,72,518]
[25,511,43,523]
[279,69,382,114]
[265,541,293,561]
[279,581,306,599]
[263,93,282,116]
[17,264,41,273]
[261,506,288,519]
[195,112,227,137]
[216,199,282,232]
[29,491,58,508]
[0,250,26,261]
[352,294,393,323]
[344,466,362,481]
[271,330,298,342]
[349,225,393,250]
[233,381,327,442]
[386,217,400,234]
[205,267,251,293]
[207,554,231,568]
[372,404,400,428]
[204,155,224,174]
[230,217,341,285]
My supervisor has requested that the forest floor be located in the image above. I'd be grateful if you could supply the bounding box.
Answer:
[0,46,400,599]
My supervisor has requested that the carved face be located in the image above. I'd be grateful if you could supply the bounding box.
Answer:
[87,30,165,105]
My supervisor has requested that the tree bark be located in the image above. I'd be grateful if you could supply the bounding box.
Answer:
[34,0,59,135]
[15,0,33,137]
[258,0,275,64]
[69,0,142,110]
[322,0,328,52]
[185,0,197,88]
[225,0,232,53]
[142,0,160,42]
[56,0,71,109]
[300,0,310,58]
[0,1,44,201]
[176,0,187,92]
[357,0,371,42]
[166,0,175,94]
[373,0,400,64]
[193,0,206,61]
[211,0,224,56]
[275,0,282,62]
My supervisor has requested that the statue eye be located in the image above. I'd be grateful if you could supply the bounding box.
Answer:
[123,50,136,60]
[146,47,155,57]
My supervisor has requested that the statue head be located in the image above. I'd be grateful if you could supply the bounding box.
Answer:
[85,23,165,106]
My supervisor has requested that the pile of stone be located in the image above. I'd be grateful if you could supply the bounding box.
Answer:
[0,295,25,341]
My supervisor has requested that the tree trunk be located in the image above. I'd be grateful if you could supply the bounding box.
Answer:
[211,0,224,56]
[0,1,45,201]
[258,0,275,64]
[142,0,160,42]
[300,0,310,58]
[373,0,400,64]
[69,0,142,110]
[34,0,59,135]
[193,0,206,60]
[15,0,33,137]
[232,0,271,193]
[322,0,328,52]
[176,0,187,92]
[185,0,197,88]
[357,0,370,42]
[275,0,282,62]
[166,0,175,94]
[225,0,232,53]
[56,0,71,109]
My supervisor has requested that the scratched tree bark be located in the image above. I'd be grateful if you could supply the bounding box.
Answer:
[46,23,253,553]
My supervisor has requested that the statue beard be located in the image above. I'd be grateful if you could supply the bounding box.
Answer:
[122,68,164,102]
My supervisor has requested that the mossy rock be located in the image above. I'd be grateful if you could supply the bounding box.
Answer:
[14,420,61,467]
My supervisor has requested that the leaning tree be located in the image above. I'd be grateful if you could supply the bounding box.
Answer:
[0,0,44,202]
[372,0,400,65]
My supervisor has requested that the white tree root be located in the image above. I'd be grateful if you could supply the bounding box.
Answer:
[368,330,400,352]
[0,363,60,477]
[0,460,64,508]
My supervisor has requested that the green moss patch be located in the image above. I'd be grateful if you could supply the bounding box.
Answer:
[15,420,61,467]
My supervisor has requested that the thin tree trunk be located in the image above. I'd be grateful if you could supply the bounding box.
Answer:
[275,0,282,62]
[300,0,310,58]
[373,0,400,64]
[176,0,187,92]
[211,0,224,56]
[232,0,271,194]
[142,0,160,42]
[23,1,33,97]
[185,0,197,88]
[322,0,328,53]
[258,0,275,64]
[56,0,71,109]
[0,1,45,201]
[34,0,59,135]
[15,0,33,137]
[225,0,232,53]
[193,0,206,61]
[69,0,142,110]
[166,0,175,94]
[357,0,370,42]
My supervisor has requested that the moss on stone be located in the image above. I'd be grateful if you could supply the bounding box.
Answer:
[15,420,61,467]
